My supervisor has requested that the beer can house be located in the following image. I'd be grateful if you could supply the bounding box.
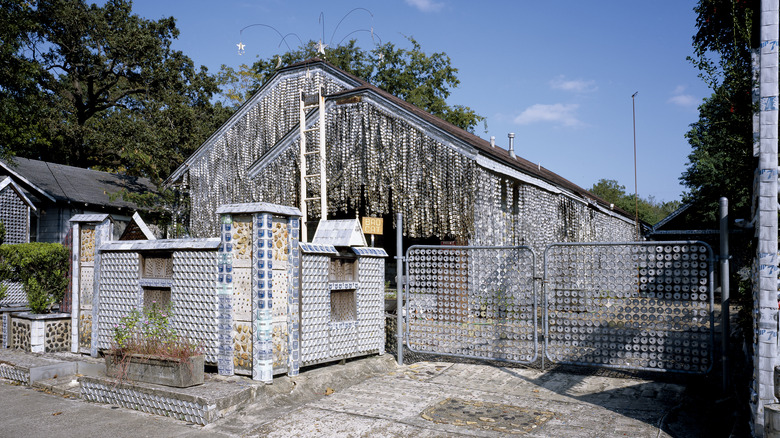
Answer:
[164,58,635,268]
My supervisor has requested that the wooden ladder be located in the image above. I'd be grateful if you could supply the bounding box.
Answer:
[299,86,327,242]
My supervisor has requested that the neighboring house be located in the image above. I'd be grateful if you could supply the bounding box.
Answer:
[164,58,635,263]
[0,157,157,243]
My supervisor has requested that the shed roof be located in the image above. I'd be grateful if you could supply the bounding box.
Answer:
[0,157,156,210]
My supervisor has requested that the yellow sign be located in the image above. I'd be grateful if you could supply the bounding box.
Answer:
[361,217,383,235]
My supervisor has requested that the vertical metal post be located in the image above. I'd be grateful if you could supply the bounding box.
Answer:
[719,197,730,392]
[631,92,639,240]
[396,213,404,365]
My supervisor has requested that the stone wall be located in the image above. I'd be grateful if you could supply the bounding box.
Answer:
[11,318,30,350]
[44,319,70,352]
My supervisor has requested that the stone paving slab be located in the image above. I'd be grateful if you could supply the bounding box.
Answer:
[0,348,723,437]
[232,361,685,437]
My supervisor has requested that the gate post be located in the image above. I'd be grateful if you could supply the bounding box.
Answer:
[719,197,729,393]
[396,213,404,365]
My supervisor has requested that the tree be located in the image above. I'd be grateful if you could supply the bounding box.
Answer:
[0,0,50,162]
[681,0,758,223]
[589,178,680,225]
[0,0,231,182]
[218,37,486,133]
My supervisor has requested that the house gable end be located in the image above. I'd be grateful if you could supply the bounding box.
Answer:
[165,61,362,186]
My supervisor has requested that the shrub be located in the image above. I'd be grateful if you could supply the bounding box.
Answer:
[0,220,5,245]
[112,302,200,361]
[0,243,69,313]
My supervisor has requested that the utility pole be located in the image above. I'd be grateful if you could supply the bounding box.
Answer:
[632,92,639,240]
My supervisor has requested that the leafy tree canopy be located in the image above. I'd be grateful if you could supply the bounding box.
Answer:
[680,0,758,223]
[217,37,486,133]
[589,179,681,226]
[0,0,231,182]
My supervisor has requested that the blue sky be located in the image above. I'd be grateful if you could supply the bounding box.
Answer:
[131,0,709,203]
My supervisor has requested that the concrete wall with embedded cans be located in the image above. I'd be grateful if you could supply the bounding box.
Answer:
[69,202,387,383]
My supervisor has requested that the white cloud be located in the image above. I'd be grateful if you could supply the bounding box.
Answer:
[549,75,597,93]
[668,85,699,108]
[513,103,583,127]
[404,0,445,12]
[668,94,698,107]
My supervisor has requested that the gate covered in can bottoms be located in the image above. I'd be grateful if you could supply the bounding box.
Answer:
[404,246,538,364]
[403,241,715,374]
[544,242,714,374]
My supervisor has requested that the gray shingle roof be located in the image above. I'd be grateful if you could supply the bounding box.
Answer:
[0,157,156,210]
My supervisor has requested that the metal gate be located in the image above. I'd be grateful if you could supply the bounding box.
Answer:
[404,246,538,364]
[403,241,715,374]
[544,242,714,374]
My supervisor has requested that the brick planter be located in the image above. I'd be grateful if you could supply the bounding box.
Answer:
[10,312,70,353]
[105,352,205,388]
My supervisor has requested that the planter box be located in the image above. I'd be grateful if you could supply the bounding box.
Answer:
[105,352,204,388]
[10,312,70,353]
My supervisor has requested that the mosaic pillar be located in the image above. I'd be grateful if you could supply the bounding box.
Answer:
[754,1,780,433]
[90,218,112,357]
[287,217,301,376]
[217,214,235,375]
[252,213,273,383]
[70,223,80,353]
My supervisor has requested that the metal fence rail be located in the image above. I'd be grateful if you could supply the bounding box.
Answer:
[404,245,537,364]
[543,242,714,374]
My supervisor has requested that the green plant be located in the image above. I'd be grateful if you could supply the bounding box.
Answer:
[24,277,57,313]
[0,220,6,245]
[0,242,69,313]
[111,302,200,361]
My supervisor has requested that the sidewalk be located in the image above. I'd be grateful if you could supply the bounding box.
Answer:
[0,348,738,437]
